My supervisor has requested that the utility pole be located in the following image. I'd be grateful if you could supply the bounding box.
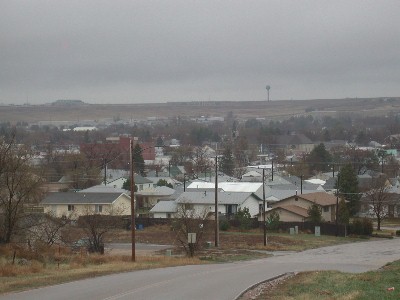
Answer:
[103,158,107,185]
[263,168,267,246]
[271,160,274,181]
[335,174,340,236]
[130,140,136,262]
[300,174,303,194]
[214,156,219,247]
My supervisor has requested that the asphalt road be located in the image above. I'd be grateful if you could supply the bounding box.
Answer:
[3,238,400,300]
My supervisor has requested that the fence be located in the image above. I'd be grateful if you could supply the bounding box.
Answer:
[265,221,347,237]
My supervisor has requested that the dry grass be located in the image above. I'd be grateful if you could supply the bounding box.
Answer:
[0,245,203,294]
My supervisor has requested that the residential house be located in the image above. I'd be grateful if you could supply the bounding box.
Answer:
[135,186,176,214]
[273,133,315,155]
[175,191,261,219]
[261,192,337,222]
[40,192,131,219]
[150,200,178,218]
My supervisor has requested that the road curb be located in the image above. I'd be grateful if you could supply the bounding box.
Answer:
[234,272,296,300]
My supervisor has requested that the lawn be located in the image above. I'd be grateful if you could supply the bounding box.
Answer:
[257,260,400,299]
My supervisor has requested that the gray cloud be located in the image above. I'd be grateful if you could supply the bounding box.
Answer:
[1,0,399,104]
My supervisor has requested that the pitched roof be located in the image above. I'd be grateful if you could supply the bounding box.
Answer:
[187,181,263,193]
[78,185,128,193]
[41,192,128,205]
[176,191,257,205]
[276,205,308,217]
[297,192,337,206]
[136,186,175,196]
[149,200,177,213]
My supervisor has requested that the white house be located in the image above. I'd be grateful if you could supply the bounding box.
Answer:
[40,192,131,219]
[150,200,178,218]
[175,191,261,219]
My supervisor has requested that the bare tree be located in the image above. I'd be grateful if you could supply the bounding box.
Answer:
[364,176,395,231]
[172,202,211,257]
[25,213,70,247]
[191,147,212,176]
[78,205,125,254]
[0,135,44,243]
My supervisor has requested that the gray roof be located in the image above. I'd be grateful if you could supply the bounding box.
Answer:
[41,192,128,205]
[149,200,177,213]
[136,186,176,196]
[134,174,153,184]
[176,191,258,205]
[265,189,319,202]
[78,185,128,193]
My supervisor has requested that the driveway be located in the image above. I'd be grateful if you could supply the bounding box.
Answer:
[2,238,400,300]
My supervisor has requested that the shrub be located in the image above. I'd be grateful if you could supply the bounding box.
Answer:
[396,230,400,236]
[219,220,230,231]
[362,218,373,235]
[235,208,252,230]
[266,211,280,231]
[349,218,373,236]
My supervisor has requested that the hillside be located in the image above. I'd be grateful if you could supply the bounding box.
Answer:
[0,97,399,124]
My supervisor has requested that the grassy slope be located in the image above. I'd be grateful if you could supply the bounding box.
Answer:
[266,260,400,299]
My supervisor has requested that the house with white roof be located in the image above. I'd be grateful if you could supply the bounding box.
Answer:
[135,186,176,213]
[175,191,261,219]
[150,200,178,218]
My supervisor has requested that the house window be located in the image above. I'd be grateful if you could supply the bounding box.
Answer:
[184,203,194,210]
[323,206,329,212]
[68,205,75,211]
[226,204,238,215]
[95,205,103,213]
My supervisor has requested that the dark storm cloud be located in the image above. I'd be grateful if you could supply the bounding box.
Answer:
[0,0,399,104]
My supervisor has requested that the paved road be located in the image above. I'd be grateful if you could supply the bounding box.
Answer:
[3,238,400,300]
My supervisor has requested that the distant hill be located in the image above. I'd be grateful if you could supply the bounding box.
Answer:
[51,99,86,106]
[0,97,399,124]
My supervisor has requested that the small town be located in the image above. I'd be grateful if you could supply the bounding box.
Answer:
[1,1,400,299]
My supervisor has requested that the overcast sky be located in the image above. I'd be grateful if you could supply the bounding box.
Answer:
[1,1,399,104]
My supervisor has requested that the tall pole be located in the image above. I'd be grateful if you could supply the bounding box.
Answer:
[103,158,107,185]
[215,156,219,247]
[336,174,340,236]
[300,174,303,194]
[271,160,274,181]
[130,140,136,262]
[263,168,267,246]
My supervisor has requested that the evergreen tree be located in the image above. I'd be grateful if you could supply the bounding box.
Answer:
[307,203,322,223]
[133,143,145,176]
[337,198,350,225]
[219,146,235,176]
[307,143,332,172]
[336,164,360,216]
[157,179,173,189]
[122,178,137,192]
